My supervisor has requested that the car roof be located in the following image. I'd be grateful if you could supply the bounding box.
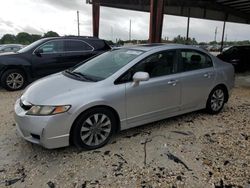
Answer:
[43,36,104,41]
[120,43,199,52]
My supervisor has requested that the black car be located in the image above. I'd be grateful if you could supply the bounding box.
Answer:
[217,45,250,72]
[0,36,111,91]
[0,44,24,53]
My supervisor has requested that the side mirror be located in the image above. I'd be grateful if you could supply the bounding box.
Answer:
[133,72,149,85]
[34,48,43,56]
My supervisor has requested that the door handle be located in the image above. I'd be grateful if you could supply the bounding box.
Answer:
[203,73,213,78]
[168,80,178,86]
[203,73,209,78]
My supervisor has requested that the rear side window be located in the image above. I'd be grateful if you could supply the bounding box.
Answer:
[242,46,250,54]
[64,40,93,52]
[223,47,239,57]
[88,40,111,50]
[180,50,213,71]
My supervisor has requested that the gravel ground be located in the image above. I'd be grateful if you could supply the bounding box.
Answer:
[0,75,249,188]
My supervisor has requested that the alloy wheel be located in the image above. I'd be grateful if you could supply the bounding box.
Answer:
[210,89,225,111]
[80,113,112,146]
[6,73,24,90]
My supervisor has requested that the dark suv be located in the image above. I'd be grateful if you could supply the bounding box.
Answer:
[0,36,111,91]
[217,45,250,72]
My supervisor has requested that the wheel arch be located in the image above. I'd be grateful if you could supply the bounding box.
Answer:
[210,83,229,103]
[1,65,29,80]
[69,105,121,145]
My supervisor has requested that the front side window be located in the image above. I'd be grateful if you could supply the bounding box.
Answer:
[38,40,64,53]
[65,40,93,52]
[116,50,177,84]
[71,49,143,81]
[180,50,213,71]
[133,50,177,78]
[18,38,47,53]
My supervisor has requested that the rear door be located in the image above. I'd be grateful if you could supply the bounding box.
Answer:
[63,40,96,68]
[177,49,215,110]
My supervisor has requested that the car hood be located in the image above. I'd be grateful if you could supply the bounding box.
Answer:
[21,73,96,105]
[0,52,18,56]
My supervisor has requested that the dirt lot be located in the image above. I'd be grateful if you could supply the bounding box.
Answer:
[0,74,249,188]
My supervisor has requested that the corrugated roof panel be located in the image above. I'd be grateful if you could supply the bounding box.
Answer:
[87,0,250,24]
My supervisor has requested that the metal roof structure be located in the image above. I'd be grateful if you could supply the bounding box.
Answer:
[87,0,250,50]
[87,0,250,24]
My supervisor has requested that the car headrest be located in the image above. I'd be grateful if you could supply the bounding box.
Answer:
[191,55,201,62]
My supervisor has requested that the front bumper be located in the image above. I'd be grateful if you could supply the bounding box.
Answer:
[14,99,72,149]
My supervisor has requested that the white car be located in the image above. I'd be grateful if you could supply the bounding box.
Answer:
[14,44,234,149]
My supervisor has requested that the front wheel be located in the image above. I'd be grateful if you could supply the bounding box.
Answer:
[72,107,116,150]
[206,87,226,114]
[1,69,26,91]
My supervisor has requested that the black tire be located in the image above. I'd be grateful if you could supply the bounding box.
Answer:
[72,107,117,150]
[0,69,26,91]
[206,86,226,114]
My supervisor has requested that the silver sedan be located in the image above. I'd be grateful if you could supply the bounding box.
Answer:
[14,44,234,149]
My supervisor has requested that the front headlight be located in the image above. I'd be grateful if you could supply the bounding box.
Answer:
[26,105,71,116]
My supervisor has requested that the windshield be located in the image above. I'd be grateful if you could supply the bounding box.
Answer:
[71,49,144,81]
[18,38,48,53]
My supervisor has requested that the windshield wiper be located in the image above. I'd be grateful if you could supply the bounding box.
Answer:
[73,72,97,82]
[65,70,99,82]
[65,70,82,79]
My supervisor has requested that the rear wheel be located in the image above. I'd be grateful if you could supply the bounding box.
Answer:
[1,69,26,91]
[72,107,116,150]
[206,86,226,114]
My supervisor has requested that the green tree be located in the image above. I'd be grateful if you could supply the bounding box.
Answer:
[173,35,197,45]
[16,32,33,45]
[0,34,16,44]
[191,38,198,45]
[43,31,59,38]
[105,40,114,46]
[31,34,42,42]
[199,42,207,45]
[117,39,124,46]
[209,41,218,45]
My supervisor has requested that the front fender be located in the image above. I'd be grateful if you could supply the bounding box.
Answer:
[0,57,32,81]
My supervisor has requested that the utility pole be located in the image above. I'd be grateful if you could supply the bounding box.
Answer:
[77,10,80,36]
[214,27,218,42]
[129,19,131,41]
[111,27,114,42]
[186,8,190,44]
[220,21,226,52]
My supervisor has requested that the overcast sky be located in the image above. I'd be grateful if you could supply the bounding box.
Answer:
[0,0,250,42]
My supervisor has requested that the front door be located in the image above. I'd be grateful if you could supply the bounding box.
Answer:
[32,40,65,78]
[125,50,181,127]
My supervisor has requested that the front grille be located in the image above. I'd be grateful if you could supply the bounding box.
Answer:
[20,100,32,111]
